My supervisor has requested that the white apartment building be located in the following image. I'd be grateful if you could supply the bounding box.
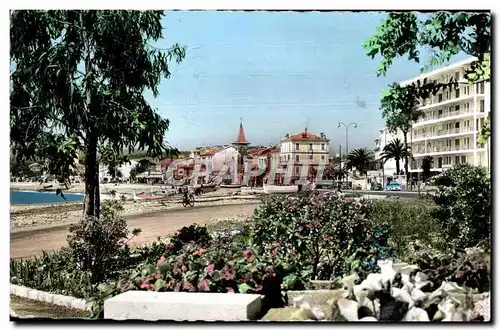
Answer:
[400,57,490,174]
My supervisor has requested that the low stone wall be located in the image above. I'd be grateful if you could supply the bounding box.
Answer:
[104,291,263,321]
[10,284,93,311]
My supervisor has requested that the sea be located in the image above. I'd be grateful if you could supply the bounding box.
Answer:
[10,190,85,205]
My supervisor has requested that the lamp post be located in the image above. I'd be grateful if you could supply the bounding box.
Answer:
[337,122,358,160]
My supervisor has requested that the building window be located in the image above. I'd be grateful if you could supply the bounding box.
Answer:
[321,155,325,161]
[461,155,466,163]
[455,105,460,112]
[295,155,300,162]
[295,166,300,174]
[455,156,460,165]
[454,71,460,81]
[455,89,460,98]
[477,81,485,94]
[479,100,485,112]
[321,143,325,150]
[463,86,470,95]
[309,143,313,150]
[438,94,443,102]
[445,91,449,99]
[309,154,313,160]
[295,143,299,151]
[287,154,290,161]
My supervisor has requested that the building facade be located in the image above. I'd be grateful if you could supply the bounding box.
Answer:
[399,57,490,174]
[279,129,330,182]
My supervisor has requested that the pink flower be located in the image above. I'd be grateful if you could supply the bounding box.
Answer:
[192,248,208,256]
[269,248,277,258]
[181,265,188,272]
[140,282,155,290]
[226,287,235,293]
[198,279,210,292]
[324,235,333,242]
[205,264,215,276]
[156,256,167,265]
[167,279,176,289]
[273,242,281,247]
[243,249,255,263]
[285,242,292,248]
[183,281,195,292]
[222,268,236,280]
[173,266,181,275]
[176,258,184,264]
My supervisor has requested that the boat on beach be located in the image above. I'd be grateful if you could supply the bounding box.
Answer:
[263,183,298,194]
[219,184,242,189]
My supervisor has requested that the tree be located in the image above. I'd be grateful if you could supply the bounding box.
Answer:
[10,10,185,217]
[421,156,433,182]
[379,84,423,180]
[346,148,374,177]
[324,162,348,181]
[380,138,411,177]
[363,12,491,142]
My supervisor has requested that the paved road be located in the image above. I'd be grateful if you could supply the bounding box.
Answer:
[10,203,258,259]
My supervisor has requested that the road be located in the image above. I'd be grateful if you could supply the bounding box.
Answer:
[10,203,258,259]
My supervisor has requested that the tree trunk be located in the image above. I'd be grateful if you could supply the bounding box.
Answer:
[83,136,100,217]
[403,131,409,185]
[395,158,400,176]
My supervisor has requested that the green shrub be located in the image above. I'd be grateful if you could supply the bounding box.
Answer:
[370,199,445,257]
[10,250,97,299]
[251,192,391,280]
[167,224,212,254]
[430,164,491,249]
[67,200,141,283]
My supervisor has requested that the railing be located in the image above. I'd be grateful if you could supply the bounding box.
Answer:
[412,128,474,139]
[416,109,472,123]
[413,145,473,154]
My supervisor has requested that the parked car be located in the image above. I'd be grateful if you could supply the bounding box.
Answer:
[386,181,402,191]
[370,182,383,191]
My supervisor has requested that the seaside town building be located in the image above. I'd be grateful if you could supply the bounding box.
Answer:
[279,129,330,184]
[400,57,490,176]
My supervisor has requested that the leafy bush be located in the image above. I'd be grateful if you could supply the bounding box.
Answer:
[370,199,446,257]
[430,164,491,248]
[67,200,141,283]
[168,224,212,254]
[251,192,391,280]
[405,241,491,293]
[10,249,97,299]
[95,242,305,317]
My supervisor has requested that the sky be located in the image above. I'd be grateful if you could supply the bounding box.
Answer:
[147,11,468,154]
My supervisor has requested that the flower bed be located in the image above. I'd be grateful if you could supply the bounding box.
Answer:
[9,167,491,321]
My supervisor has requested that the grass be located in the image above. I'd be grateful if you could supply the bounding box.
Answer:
[370,199,447,257]
[10,295,91,319]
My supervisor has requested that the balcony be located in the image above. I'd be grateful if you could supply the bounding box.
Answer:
[412,127,474,141]
[419,93,474,111]
[413,109,474,127]
[412,144,477,157]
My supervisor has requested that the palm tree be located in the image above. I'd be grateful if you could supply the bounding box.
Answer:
[346,148,374,177]
[379,138,411,176]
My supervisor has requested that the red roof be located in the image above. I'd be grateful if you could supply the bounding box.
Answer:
[234,121,249,145]
[250,147,272,156]
[285,129,327,142]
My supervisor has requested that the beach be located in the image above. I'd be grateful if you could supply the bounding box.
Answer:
[10,183,261,232]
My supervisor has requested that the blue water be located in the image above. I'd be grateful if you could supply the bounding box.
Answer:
[10,190,85,205]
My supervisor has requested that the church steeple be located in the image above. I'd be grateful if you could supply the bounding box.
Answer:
[233,117,249,145]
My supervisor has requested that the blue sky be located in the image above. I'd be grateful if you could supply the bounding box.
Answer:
[148,11,467,153]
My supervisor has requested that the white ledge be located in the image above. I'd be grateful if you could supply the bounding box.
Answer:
[104,291,263,321]
[10,284,93,311]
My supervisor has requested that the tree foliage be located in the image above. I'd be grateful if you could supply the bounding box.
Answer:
[379,138,411,176]
[421,156,433,182]
[346,148,374,176]
[10,10,186,216]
